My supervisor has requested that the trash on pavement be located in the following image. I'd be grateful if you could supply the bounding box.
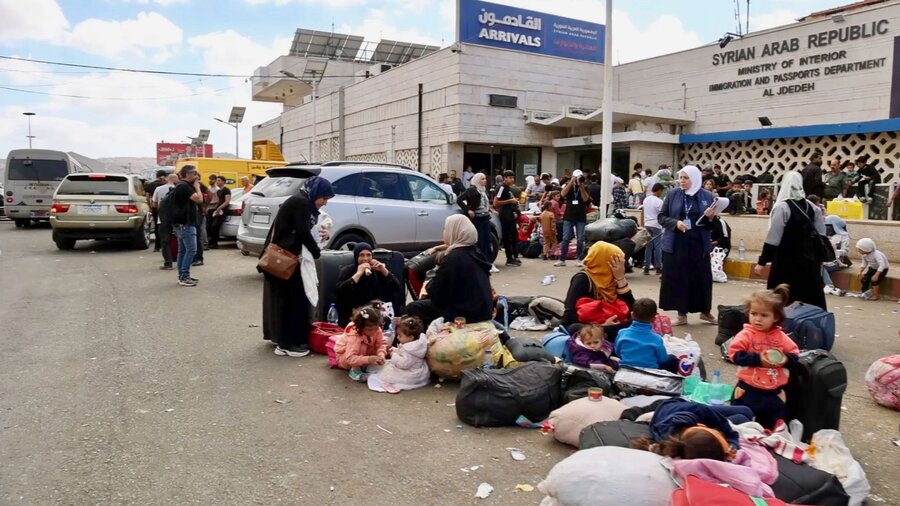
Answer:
[515,484,535,492]
[506,448,527,461]
[475,482,494,499]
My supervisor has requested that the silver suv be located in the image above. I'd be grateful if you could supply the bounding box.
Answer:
[237,162,499,258]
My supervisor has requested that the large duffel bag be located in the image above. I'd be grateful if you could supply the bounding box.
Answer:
[456,362,564,427]
[613,365,684,397]
[529,296,565,326]
[490,336,557,369]
[715,304,748,345]
[405,251,437,300]
[782,301,835,351]
[770,453,850,506]
[506,295,536,319]
[584,218,638,244]
[786,349,847,442]
[578,419,651,450]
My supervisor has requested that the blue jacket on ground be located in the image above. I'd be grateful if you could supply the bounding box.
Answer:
[614,320,668,368]
[650,398,741,450]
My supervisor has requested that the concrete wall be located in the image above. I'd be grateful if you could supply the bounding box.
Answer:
[616,2,900,134]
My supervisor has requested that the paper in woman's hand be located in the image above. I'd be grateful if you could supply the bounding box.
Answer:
[707,197,730,215]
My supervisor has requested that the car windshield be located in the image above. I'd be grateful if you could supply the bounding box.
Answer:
[57,175,129,195]
[250,176,306,198]
[6,158,70,182]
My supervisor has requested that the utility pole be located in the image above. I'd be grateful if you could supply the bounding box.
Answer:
[599,0,614,217]
[23,112,36,148]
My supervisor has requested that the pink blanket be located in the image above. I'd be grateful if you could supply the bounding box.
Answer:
[673,443,778,497]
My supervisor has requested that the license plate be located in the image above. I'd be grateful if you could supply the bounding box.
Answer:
[252,214,270,224]
[81,205,103,214]
[30,211,49,218]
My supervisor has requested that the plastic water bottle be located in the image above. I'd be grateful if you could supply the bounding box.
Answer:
[709,370,725,406]
[497,296,509,331]
[326,303,339,325]
[738,239,746,260]
[483,347,493,369]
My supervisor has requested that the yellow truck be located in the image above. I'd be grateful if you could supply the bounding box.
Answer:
[173,140,286,188]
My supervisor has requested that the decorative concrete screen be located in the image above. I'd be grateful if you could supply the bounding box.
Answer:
[680,131,899,184]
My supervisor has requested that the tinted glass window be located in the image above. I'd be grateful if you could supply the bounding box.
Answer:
[250,176,306,198]
[407,175,449,203]
[358,172,410,201]
[57,175,129,195]
[332,173,360,196]
[7,158,70,181]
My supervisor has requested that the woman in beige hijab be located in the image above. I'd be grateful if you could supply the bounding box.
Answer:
[403,215,494,325]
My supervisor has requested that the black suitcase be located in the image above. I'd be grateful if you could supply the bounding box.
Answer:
[313,250,354,322]
[770,453,850,506]
[372,248,406,315]
[785,349,847,443]
[578,420,651,450]
[715,304,748,345]
[456,362,563,427]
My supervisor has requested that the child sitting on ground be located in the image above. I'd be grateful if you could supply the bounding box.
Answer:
[614,298,678,372]
[566,324,617,373]
[540,200,558,260]
[856,238,889,301]
[727,284,800,429]
[334,304,387,382]
[367,316,430,393]
[631,398,740,461]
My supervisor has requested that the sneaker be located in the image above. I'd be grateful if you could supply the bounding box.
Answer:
[159,263,173,270]
[554,260,567,267]
[274,345,310,358]
[574,260,583,268]
[178,278,197,287]
[188,276,199,283]
[643,269,650,275]
[490,264,500,273]
[348,368,368,381]
[673,316,688,326]
[192,260,204,267]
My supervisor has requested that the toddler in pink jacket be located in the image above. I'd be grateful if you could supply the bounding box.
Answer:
[334,304,386,382]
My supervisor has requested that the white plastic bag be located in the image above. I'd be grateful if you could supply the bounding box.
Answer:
[711,247,728,283]
[315,211,333,249]
[510,316,548,331]
[663,334,702,377]
[809,430,870,506]
[300,246,318,307]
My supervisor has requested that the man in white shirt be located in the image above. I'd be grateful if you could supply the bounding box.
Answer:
[152,174,178,270]
[463,165,474,189]
[641,182,665,275]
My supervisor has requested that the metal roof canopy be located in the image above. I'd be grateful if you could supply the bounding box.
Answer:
[290,29,364,60]
[371,40,439,65]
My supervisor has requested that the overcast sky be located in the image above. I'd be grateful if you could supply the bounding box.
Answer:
[0,0,842,159]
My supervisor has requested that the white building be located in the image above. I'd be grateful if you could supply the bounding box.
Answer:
[252,1,900,195]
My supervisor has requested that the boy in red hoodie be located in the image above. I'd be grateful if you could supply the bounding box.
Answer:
[728,284,800,429]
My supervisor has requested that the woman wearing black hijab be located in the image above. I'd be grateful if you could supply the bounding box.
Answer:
[261,176,334,357]
[334,242,401,326]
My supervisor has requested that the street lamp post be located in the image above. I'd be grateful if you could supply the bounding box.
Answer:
[281,70,320,162]
[213,106,246,158]
[23,112,36,148]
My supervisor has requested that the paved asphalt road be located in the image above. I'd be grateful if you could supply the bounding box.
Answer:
[1,221,897,505]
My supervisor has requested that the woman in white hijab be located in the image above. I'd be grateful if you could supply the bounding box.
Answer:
[754,171,828,310]
[657,165,719,326]
[456,172,494,264]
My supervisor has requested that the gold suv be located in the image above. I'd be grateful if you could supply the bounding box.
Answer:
[50,173,152,250]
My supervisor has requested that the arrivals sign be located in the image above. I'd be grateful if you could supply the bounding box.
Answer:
[458,0,604,63]
[156,143,213,166]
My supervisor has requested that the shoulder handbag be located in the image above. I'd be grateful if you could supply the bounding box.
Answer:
[257,214,300,280]
[788,200,835,263]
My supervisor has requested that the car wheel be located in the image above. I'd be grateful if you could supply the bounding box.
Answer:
[332,232,370,251]
[131,218,151,250]
[14,219,26,228]
[53,232,76,250]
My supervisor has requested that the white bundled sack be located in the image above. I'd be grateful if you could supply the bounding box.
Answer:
[711,246,728,283]
[538,446,675,505]
[613,365,683,396]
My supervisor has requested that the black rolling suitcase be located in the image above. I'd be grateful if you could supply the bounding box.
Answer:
[785,349,847,443]
[770,453,850,506]
[372,248,406,315]
[313,250,354,321]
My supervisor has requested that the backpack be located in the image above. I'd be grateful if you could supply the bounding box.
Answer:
[158,186,178,225]
[782,301,835,351]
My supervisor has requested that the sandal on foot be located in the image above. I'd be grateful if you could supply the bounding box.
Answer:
[673,316,688,326]
[699,313,716,324]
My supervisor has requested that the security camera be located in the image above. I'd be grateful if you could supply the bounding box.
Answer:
[450,43,462,53]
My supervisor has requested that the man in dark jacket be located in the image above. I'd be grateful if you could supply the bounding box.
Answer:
[855,156,881,203]
[801,152,825,198]
[145,169,168,251]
